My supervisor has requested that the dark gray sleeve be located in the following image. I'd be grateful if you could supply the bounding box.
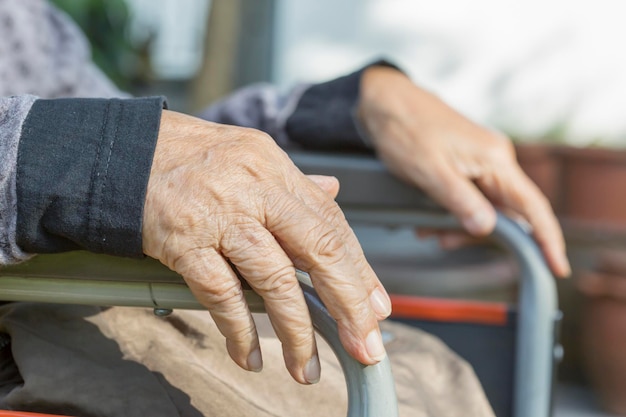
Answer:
[15,96,166,258]
[199,60,401,151]
[0,1,153,265]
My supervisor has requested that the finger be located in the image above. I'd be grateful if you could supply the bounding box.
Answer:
[293,177,391,321]
[479,166,570,277]
[414,156,497,236]
[306,175,340,199]
[173,248,262,372]
[266,192,387,365]
[220,222,320,385]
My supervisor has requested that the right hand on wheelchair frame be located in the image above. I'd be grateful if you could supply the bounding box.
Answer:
[141,110,392,385]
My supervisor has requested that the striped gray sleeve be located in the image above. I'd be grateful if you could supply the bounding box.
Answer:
[198,83,311,150]
[0,95,38,264]
[198,60,399,151]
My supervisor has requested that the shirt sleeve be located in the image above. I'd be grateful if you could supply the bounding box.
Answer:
[0,0,152,266]
[198,60,401,152]
[15,96,165,259]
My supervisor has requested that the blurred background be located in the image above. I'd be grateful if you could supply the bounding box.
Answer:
[53,0,626,146]
[51,0,626,416]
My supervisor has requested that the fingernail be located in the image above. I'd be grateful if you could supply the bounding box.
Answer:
[247,348,263,372]
[464,210,493,235]
[365,329,387,362]
[370,287,392,317]
[304,355,321,384]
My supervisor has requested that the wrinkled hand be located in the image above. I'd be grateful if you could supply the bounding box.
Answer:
[358,66,571,277]
[142,110,391,384]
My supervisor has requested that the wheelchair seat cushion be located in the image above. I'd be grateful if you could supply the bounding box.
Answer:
[0,303,494,417]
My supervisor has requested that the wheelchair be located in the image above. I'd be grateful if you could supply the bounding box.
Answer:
[0,152,560,417]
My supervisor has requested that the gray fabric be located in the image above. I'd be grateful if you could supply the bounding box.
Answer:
[0,304,495,417]
[0,95,36,264]
[0,0,124,99]
[0,0,128,265]
[199,82,311,150]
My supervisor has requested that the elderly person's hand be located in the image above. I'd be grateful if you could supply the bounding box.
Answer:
[358,66,571,278]
[141,110,391,385]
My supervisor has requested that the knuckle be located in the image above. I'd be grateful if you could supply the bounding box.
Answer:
[256,265,299,300]
[532,194,555,223]
[308,226,346,263]
[486,143,511,162]
[199,278,243,309]
[347,295,373,321]
[227,322,257,344]
[286,330,314,351]
[517,176,552,213]
[484,131,515,161]
[221,220,262,255]
[316,199,346,225]
[336,311,375,347]
[517,192,552,229]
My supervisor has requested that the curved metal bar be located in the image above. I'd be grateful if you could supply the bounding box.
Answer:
[0,254,399,417]
[342,209,558,417]
[492,215,559,417]
[2,151,558,417]
[300,275,399,417]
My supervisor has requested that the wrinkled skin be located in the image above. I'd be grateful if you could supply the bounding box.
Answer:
[142,65,570,386]
[143,111,391,385]
[358,66,570,278]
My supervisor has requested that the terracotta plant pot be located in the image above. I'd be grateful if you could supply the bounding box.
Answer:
[515,144,626,412]
[558,147,626,230]
[578,249,626,414]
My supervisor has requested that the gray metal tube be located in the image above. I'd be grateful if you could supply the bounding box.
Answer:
[0,256,398,417]
[342,209,558,417]
[301,280,398,417]
[291,151,559,417]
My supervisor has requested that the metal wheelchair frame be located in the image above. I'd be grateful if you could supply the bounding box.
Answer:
[0,152,560,417]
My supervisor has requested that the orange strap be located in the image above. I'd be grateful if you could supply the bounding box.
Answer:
[389,294,509,326]
[0,411,72,417]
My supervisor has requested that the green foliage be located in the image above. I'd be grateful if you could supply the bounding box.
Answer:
[51,0,144,89]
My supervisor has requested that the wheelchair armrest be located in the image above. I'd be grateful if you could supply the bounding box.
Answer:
[0,252,398,417]
[0,151,558,417]
[290,151,441,211]
[290,151,560,417]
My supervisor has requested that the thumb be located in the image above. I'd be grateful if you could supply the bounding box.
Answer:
[307,175,340,199]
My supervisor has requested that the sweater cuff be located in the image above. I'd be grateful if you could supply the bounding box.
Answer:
[16,96,166,257]
[285,59,402,151]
